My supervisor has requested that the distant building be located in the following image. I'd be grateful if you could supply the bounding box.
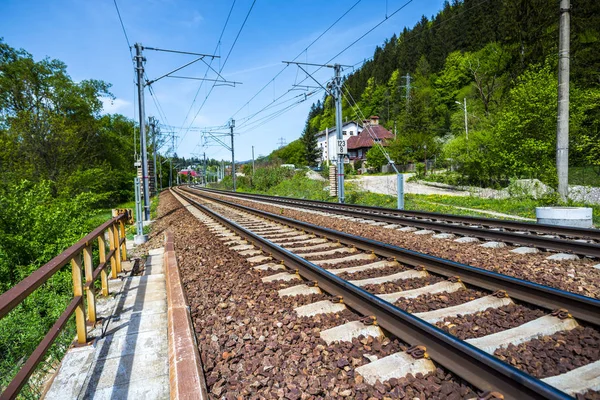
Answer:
[347,116,394,161]
[316,120,363,163]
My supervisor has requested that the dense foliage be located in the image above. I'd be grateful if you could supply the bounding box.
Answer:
[305,0,600,186]
[0,39,142,394]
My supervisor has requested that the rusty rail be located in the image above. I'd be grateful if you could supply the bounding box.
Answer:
[0,211,130,399]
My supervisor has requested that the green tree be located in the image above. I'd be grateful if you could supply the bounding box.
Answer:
[365,146,388,171]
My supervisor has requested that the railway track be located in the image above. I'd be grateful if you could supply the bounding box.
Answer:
[173,187,600,399]
[192,187,600,259]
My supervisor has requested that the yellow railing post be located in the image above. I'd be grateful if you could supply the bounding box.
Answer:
[113,223,122,273]
[120,220,127,261]
[83,244,96,324]
[98,234,108,296]
[71,253,87,344]
[108,228,117,279]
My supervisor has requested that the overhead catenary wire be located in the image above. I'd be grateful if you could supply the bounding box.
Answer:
[231,0,415,134]
[179,0,257,149]
[228,0,364,121]
[113,0,133,59]
[178,0,238,135]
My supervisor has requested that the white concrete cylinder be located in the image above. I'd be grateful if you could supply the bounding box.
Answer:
[536,207,593,228]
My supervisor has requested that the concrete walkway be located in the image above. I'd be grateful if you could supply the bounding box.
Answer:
[45,246,169,400]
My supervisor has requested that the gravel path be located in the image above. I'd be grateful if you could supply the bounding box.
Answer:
[348,174,469,197]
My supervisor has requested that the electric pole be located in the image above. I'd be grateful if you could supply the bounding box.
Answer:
[402,73,412,109]
[252,146,255,175]
[229,119,236,191]
[149,116,158,195]
[333,64,345,203]
[557,0,570,202]
[283,60,350,203]
[203,152,207,186]
[135,43,151,221]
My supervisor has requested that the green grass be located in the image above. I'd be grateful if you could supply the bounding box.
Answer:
[569,166,600,187]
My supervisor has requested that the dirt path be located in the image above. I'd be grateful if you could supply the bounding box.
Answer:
[347,174,469,196]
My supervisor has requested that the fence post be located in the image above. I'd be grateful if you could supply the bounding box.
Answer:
[108,228,117,279]
[113,223,122,273]
[71,253,87,344]
[120,220,127,261]
[98,235,108,296]
[83,244,96,324]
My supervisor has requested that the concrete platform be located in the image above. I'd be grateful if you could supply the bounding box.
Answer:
[45,249,169,400]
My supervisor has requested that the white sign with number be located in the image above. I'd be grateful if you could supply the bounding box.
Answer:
[337,139,347,155]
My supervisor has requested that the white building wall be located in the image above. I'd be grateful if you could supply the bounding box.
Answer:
[316,122,363,163]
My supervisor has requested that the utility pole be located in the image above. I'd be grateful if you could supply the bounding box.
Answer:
[557,0,570,202]
[402,73,412,109]
[252,146,255,175]
[455,98,468,141]
[203,152,207,186]
[283,60,350,203]
[229,119,236,191]
[149,116,158,195]
[169,131,174,187]
[135,43,151,222]
[333,64,345,203]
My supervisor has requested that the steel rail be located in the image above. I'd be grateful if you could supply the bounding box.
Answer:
[175,188,572,400]
[195,186,600,242]
[182,187,600,326]
[191,188,600,257]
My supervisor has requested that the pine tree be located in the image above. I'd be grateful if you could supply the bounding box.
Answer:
[300,103,322,166]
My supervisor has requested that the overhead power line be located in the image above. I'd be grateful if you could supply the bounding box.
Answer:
[179,0,257,149]
[113,0,132,58]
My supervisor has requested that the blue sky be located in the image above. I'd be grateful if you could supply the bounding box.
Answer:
[1,0,446,162]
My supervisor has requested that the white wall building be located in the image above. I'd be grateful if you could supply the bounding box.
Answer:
[315,120,363,163]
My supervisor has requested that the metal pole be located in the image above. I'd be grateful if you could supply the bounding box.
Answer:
[463,97,468,141]
[557,0,570,202]
[135,43,151,221]
[203,152,207,186]
[397,173,404,209]
[334,64,345,203]
[252,146,255,175]
[150,117,158,195]
[230,119,236,191]
[134,177,147,244]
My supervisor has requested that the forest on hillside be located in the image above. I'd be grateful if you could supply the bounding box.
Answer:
[301,0,600,187]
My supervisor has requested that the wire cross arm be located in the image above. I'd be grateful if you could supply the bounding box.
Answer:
[168,75,242,87]
[282,61,352,69]
[142,46,220,58]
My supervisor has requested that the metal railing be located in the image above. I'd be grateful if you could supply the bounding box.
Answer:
[0,211,130,399]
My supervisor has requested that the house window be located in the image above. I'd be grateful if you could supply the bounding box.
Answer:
[342,130,347,135]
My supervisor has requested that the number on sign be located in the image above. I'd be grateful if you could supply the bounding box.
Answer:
[337,140,347,155]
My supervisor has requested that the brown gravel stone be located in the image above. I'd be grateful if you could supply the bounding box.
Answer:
[336,264,409,281]
[395,288,487,313]
[577,390,600,400]
[436,303,546,340]
[494,325,600,379]
[363,275,445,294]
[160,190,478,399]
[204,192,600,298]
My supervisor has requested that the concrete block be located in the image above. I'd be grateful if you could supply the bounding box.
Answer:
[413,230,435,235]
[432,233,455,239]
[398,227,417,232]
[547,253,580,261]
[454,237,479,243]
[511,247,540,254]
[480,241,506,248]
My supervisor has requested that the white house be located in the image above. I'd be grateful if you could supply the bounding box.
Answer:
[316,120,363,163]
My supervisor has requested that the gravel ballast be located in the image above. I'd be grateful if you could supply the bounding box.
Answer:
[158,191,478,399]
[204,192,600,299]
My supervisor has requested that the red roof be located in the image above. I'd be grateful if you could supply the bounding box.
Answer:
[347,125,393,150]
[178,170,198,177]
